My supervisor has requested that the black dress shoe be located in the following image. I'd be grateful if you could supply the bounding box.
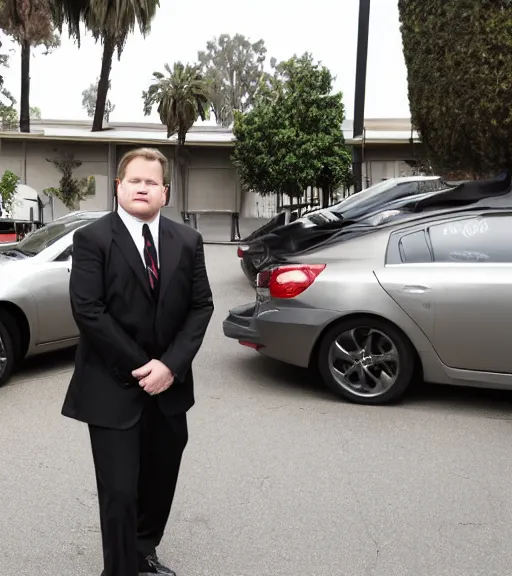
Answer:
[139,552,176,575]
[99,553,176,576]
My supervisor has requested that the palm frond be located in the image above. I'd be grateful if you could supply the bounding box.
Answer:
[142,61,211,145]
[51,0,90,44]
[52,0,159,49]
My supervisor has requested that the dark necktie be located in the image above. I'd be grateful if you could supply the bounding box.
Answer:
[142,223,159,293]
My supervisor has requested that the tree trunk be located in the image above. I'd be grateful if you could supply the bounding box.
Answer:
[179,146,187,212]
[19,40,31,133]
[321,186,331,208]
[173,146,180,210]
[92,37,115,132]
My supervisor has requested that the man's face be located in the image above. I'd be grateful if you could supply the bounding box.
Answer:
[117,157,167,221]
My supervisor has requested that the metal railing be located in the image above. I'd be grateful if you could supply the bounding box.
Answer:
[181,210,242,242]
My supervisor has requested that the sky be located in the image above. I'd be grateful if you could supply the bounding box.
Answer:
[0,0,411,124]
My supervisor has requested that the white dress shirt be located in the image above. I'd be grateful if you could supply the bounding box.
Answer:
[117,204,160,266]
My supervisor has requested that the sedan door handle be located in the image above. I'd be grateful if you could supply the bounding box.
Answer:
[402,285,429,294]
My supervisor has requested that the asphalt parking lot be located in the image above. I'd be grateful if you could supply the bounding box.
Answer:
[2,244,512,576]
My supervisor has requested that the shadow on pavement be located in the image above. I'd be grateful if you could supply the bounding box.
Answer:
[12,341,512,420]
[234,353,512,417]
[11,347,76,383]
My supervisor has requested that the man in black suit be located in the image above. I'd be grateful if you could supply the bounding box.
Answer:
[62,147,214,576]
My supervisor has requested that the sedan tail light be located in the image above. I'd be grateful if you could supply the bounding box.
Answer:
[257,264,326,299]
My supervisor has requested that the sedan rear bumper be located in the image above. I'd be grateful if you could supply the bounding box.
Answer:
[222,302,261,343]
[222,300,341,368]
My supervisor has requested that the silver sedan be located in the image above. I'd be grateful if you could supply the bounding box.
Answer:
[0,211,107,386]
[224,206,512,404]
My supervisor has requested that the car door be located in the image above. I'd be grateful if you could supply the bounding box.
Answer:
[375,212,512,374]
[34,245,76,344]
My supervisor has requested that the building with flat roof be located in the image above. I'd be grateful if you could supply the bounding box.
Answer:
[0,117,425,223]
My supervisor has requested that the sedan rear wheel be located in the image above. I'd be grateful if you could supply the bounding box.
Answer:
[318,316,416,405]
[0,311,19,387]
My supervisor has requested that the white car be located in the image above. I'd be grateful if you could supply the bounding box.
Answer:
[0,211,108,386]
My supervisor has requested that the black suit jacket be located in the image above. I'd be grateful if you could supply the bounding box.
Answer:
[61,211,214,429]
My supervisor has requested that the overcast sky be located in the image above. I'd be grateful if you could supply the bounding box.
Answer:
[0,0,410,124]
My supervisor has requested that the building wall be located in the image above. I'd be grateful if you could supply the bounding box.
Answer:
[361,143,427,188]
[0,135,431,223]
[186,147,239,213]
[0,138,110,221]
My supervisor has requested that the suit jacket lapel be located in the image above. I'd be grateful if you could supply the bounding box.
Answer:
[158,217,182,308]
[111,212,153,302]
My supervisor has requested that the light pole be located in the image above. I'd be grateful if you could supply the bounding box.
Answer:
[352,0,371,192]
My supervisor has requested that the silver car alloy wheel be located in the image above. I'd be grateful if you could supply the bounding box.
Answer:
[0,332,7,379]
[328,327,400,398]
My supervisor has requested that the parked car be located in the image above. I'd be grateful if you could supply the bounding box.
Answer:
[223,173,512,404]
[237,175,478,286]
[0,211,108,386]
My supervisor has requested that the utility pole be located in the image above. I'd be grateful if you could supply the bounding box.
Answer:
[352,0,371,192]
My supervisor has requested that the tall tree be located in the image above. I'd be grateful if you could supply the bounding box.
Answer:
[0,103,42,127]
[53,0,159,132]
[82,77,115,122]
[142,62,210,208]
[198,34,269,127]
[0,0,59,132]
[232,52,352,207]
[0,33,17,129]
[0,96,16,127]
[398,0,512,178]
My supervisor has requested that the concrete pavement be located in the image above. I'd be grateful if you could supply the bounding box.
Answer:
[2,245,512,575]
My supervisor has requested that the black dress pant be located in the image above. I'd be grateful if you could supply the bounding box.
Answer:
[88,396,188,576]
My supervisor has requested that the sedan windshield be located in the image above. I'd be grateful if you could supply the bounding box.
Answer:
[16,218,90,256]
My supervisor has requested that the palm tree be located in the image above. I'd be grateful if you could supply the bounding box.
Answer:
[50,0,89,39]
[142,62,210,210]
[53,0,159,132]
[0,0,58,132]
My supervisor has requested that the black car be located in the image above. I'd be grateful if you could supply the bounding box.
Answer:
[237,173,512,286]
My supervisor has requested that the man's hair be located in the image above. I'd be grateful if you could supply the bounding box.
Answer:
[117,147,169,184]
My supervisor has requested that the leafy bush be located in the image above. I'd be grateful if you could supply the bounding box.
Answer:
[43,152,96,210]
[399,0,512,177]
[0,169,20,216]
